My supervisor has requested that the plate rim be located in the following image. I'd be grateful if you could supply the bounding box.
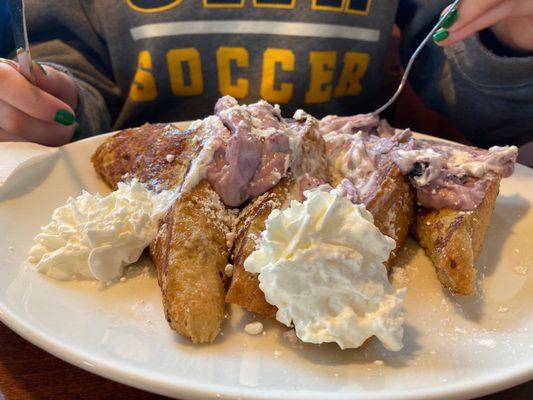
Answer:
[2,302,532,400]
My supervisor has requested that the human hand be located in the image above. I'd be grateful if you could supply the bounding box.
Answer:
[0,59,79,146]
[433,0,533,52]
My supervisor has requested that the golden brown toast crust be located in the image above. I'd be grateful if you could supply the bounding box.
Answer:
[91,123,198,191]
[225,181,289,317]
[365,164,415,269]
[150,180,231,343]
[411,175,501,295]
[92,123,232,343]
[225,118,330,317]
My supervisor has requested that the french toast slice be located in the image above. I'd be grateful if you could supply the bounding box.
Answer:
[364,164,415,269]
[225,181,289,317]
[411,175,501,295]
[320,116,415,269]
[226,115,414,316]
[226,164,414,316]
[150,180,232,343]
[91,123,196,191]
[226,116,328,316]
[92,123,233,343]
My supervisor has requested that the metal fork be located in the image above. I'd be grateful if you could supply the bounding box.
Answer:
[373,0,461,116]
[7,0,35,84]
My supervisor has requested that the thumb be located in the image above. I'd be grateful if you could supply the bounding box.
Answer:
[32,62,79,111]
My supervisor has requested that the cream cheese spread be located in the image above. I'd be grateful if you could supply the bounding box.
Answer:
[395,148,444,186]
[244,187,406,351]
[28,180,175,282]
[393,141,518,210]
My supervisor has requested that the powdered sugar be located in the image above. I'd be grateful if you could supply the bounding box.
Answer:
[244,321,264,335]
[513,265,528,276]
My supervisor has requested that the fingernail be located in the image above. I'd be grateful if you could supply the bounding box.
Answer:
[440,6,459,29]
[433,28,449,43]
[72,125,82,141]
[0,58,18,70]
[54,109,75,126]
[33,61,48,76]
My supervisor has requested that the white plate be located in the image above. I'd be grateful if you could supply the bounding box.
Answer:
[1,126,532,400]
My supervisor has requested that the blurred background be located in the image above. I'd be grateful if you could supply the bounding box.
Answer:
[0,0,9,55]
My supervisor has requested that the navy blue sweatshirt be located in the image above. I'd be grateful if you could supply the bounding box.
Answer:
[18,0,533,146]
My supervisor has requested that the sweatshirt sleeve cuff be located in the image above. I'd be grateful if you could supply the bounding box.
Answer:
[444,34,533,88]
[40,62,111,141]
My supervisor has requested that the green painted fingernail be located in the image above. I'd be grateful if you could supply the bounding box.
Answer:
[54,109,75,126]
[440,7,459,29]
[72,125,82,141]
[433,28,449,43]
[34,61,47,75]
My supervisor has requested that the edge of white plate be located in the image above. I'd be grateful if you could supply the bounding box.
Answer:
[2,302,532,400]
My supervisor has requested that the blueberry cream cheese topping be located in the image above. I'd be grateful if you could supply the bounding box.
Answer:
[393,141,518,210]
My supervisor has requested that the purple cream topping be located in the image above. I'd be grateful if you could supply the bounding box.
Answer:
[200,98,517,211]
[320,115,411,203]
[393,139,518,210]
[206,96,291,207]
[318,115,518,211]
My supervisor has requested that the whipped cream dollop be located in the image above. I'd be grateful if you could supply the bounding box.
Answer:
[244,188,406,351]
[28,180,175,281]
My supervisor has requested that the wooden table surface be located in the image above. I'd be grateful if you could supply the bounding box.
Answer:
[0,322,531,400]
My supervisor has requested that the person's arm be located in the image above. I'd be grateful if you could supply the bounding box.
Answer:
[27,0,123,139]
[396,0,533,148]
[1,0,121,144]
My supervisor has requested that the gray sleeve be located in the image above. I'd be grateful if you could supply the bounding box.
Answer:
[396,0,533,147]
[25,1,122,139]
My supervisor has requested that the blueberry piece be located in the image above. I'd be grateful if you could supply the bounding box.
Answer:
[408,162,425,178]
